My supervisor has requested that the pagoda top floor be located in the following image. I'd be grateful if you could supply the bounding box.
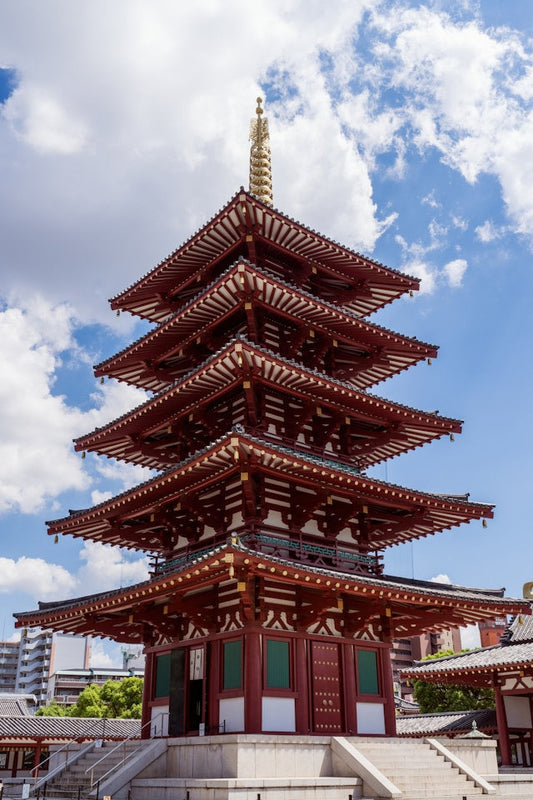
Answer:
[110,189,419,322]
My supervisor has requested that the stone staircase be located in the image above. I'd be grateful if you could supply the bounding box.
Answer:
[351,737,486,799]
[38,739,143,799]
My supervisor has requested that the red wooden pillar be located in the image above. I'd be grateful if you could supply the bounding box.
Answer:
[295,636,310,733]
[141,650,154,738]
[494,684,512,765]
[381,644,396,736]
[32,739,43,778]
[244,629,262,732]
[342,643,357,734]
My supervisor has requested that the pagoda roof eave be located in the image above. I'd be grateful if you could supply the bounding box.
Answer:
[47,430,493,552]
[95,260,438,393]
[14,538,528,641]
[75,336,462,470]
[109,189,419,321]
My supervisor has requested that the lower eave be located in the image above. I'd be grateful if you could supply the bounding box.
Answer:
[14,538,529,642]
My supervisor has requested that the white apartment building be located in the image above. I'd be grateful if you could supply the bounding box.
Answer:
[15,629,91,706]
[0,641,20,692]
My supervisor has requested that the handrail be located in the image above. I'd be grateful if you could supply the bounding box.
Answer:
[33,717,109,791]
[86,712,167,789]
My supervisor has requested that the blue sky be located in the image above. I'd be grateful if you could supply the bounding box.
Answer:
[1,0,532,661]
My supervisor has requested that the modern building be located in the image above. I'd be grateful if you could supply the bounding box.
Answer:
[47,667,144,707]
[0,642,19,693]
[478,616,508,647]
[391,628,462,700]
[14,629,90,707]
[15,100,528,740]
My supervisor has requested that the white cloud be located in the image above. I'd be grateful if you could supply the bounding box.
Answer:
[443,258,467,288]
[0,301,91,513]
[0,556,76,599]
[475,220,503,242]
[93,459,152,491]
[76,541,149,595]
[89,638,123,669]
[404,260,437,295]
[0,297,151,515]
[0,540,148,605]
[430,573,452,585]
[3,86,88,153]
[460,624,481,649]
[90,490,113,505]
[368,6,533,238]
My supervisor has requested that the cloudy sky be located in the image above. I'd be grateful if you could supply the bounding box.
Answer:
[1,0,533,662]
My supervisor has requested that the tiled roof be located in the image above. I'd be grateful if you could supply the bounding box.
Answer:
[402,604,533,679]
[403,642,533,676]
[501,607,533,644]
[0,716,140,741]
[0,694,36,717]
[15,537,519,624]
[110,189,419,322]
[397,709,497,737]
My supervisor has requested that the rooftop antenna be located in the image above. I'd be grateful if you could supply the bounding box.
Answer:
[249,97,273,206]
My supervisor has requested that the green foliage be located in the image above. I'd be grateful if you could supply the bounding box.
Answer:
[37,677,143,718]
[412,649,495,713]
[36,701,68,717]
[69,683,106,717]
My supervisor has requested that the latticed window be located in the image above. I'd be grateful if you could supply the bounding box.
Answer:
[356,649,379,695]
[154,652,171,697]
[223,640,242,690]
[266,639,290,689]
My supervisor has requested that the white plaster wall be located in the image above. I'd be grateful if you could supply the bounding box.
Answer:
[150,705,169,736]
[261,697,296,732]
[504,695,533,728]
[356,702,385,734]
[219,697,245,732]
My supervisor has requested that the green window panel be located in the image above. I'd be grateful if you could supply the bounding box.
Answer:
[223,640,242,690]
[357,649,379,695]
[266,639,290,688]
[154,653,171,698]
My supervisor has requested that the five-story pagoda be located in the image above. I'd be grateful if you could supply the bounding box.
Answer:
[16,100,528,737]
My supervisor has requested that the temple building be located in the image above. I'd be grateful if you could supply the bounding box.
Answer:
[15,100,528,739]
[403,602,533,766]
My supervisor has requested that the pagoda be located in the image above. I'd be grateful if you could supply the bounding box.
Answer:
[16,100,528,738]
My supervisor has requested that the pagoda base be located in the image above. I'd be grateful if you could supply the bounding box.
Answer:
[100,734,499,800]
[128,734,370,800]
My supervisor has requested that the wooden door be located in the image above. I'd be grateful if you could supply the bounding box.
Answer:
[310,641,344,733]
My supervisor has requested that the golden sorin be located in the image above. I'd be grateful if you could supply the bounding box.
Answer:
[249,97,273,206]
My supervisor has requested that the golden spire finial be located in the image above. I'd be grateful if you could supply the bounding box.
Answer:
[249,96,273,206]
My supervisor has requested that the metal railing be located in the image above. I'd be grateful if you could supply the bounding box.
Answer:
[33,718,108,795]
[86,712,168,792]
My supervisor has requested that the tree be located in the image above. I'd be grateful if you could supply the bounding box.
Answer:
[99,677,143,719]
[37,677,143,718]
[69,683,106,717]
[36,701,67,717]
[412,649,495,713]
